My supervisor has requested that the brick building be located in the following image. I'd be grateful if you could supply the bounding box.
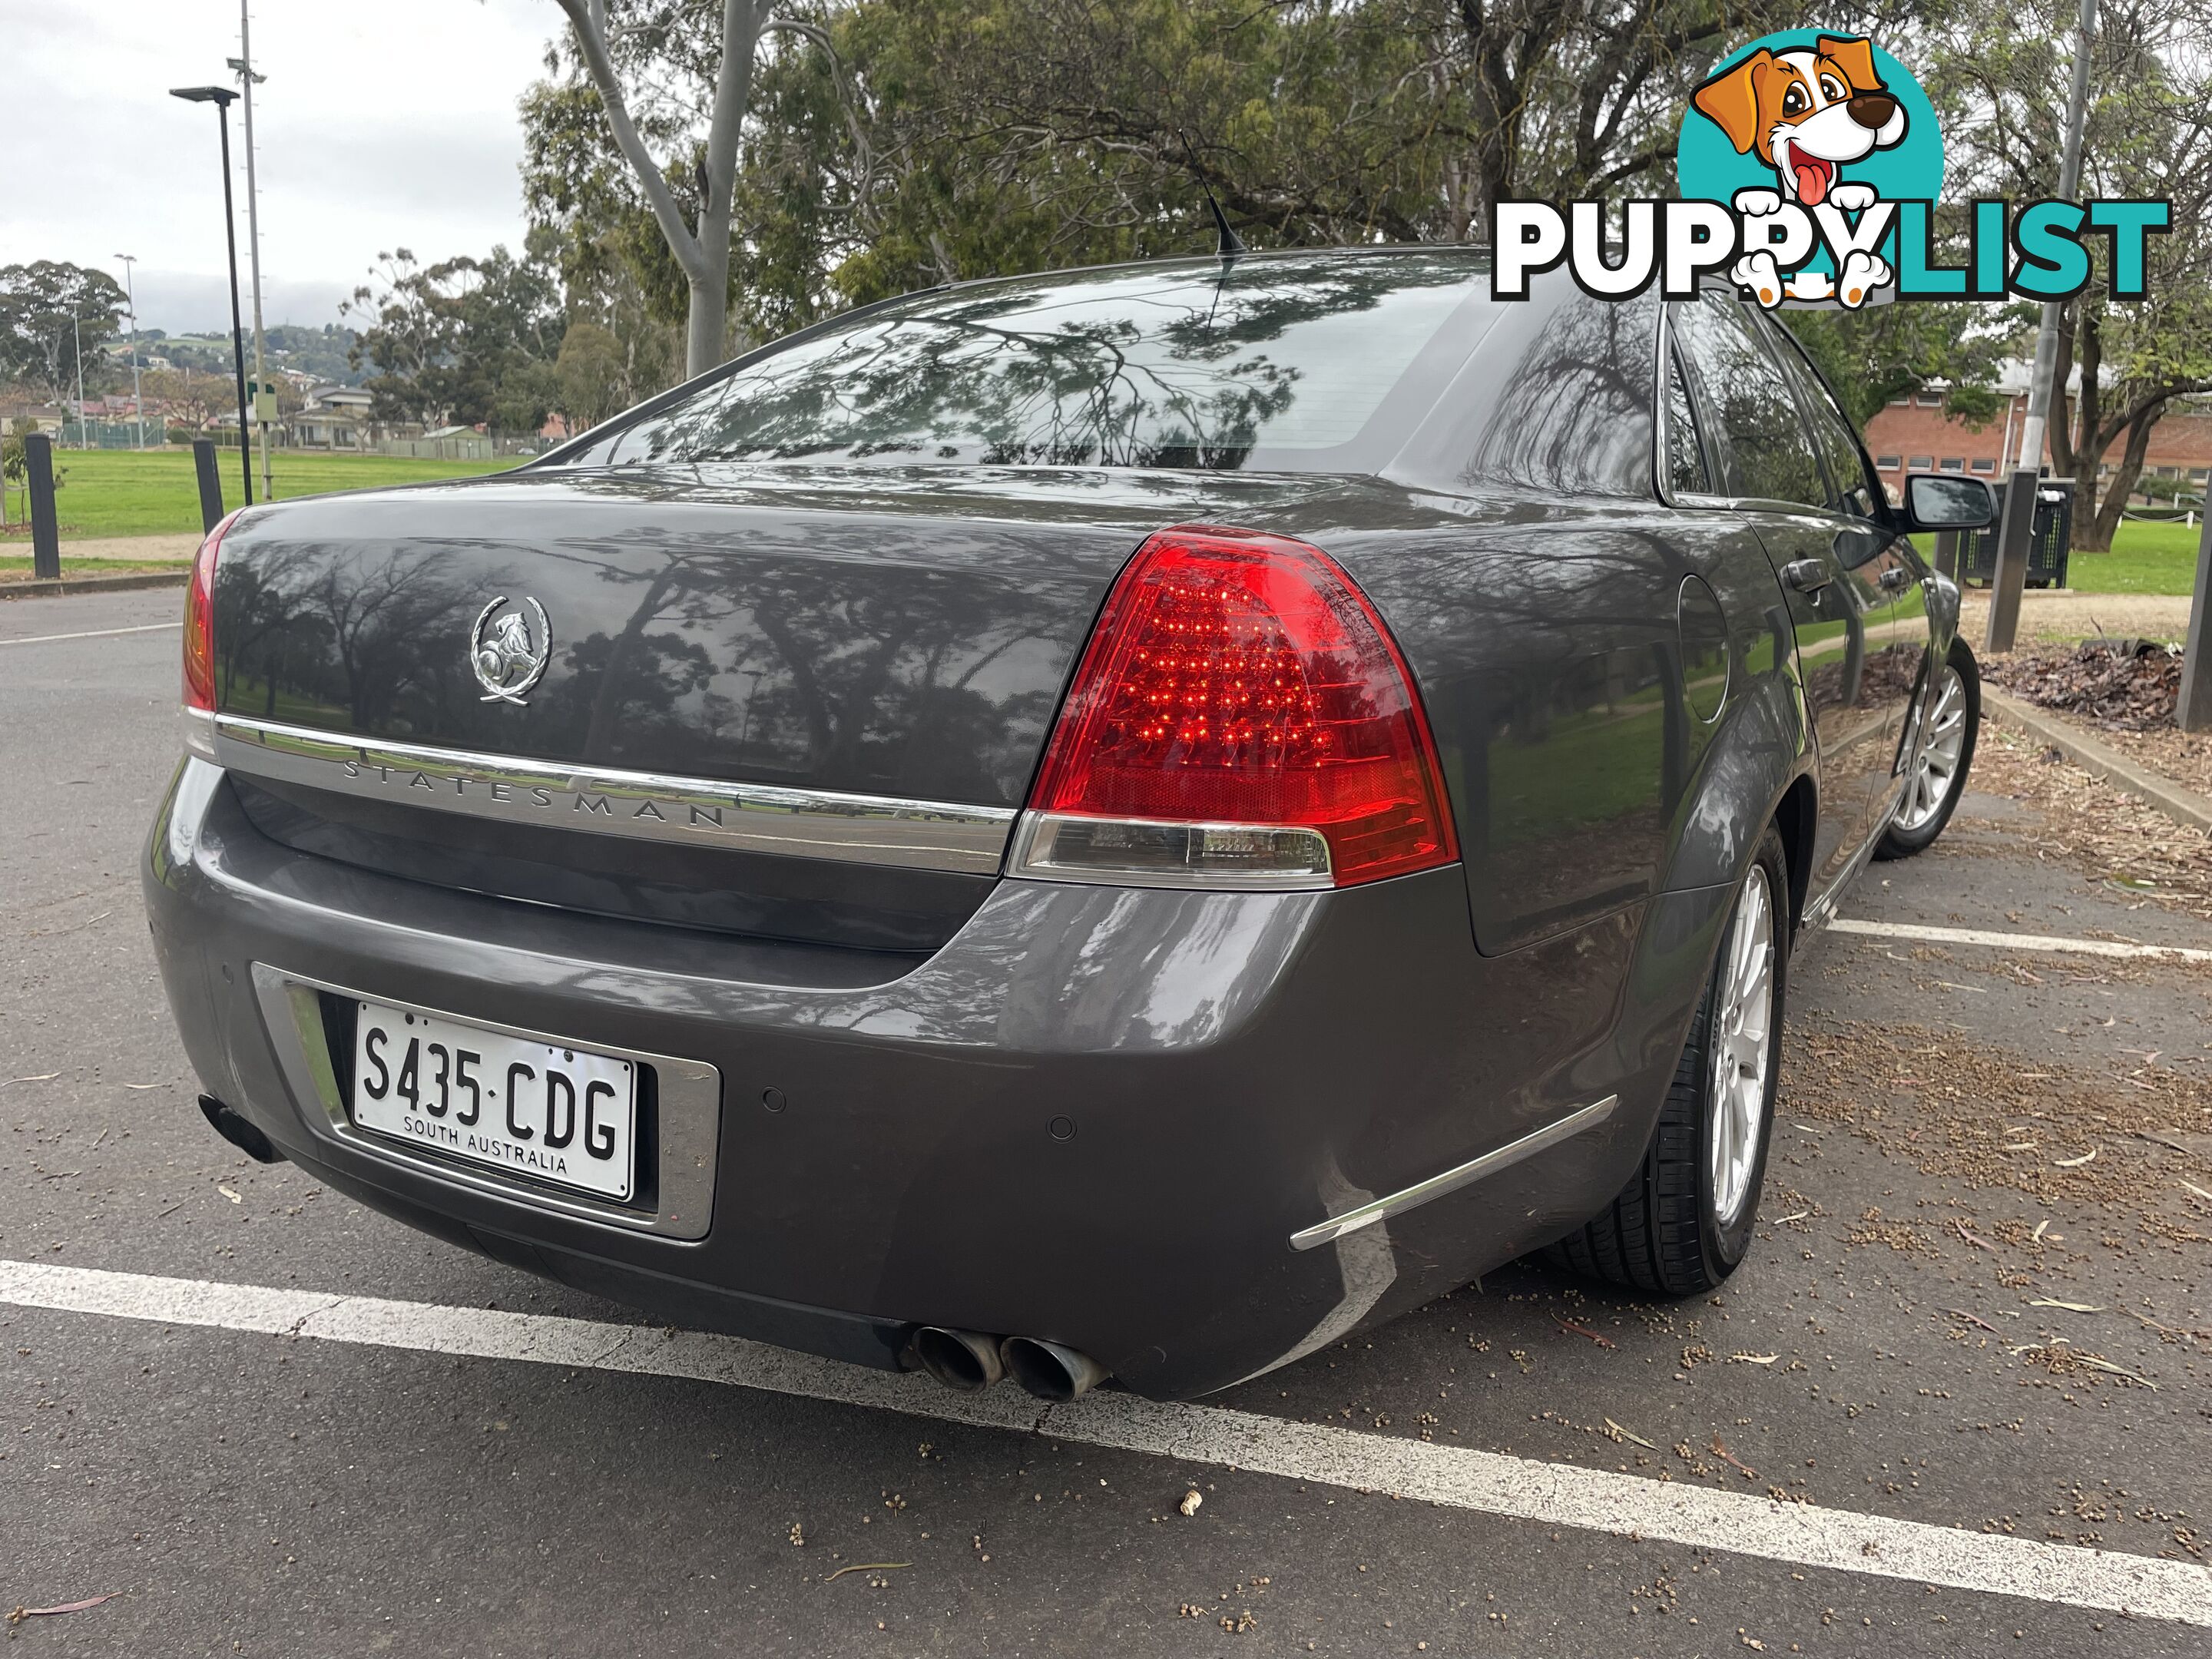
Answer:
[1861,363,2212,506]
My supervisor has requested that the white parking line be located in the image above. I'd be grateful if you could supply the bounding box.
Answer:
[3,1260,2205,1626]
[1830,918,2212,964]
[0,621,180,647]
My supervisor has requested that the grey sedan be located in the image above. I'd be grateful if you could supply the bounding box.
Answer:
[146,250,1990,1401]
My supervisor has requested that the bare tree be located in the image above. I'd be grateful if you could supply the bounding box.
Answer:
[551,0,777,378]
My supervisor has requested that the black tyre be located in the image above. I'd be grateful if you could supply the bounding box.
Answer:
[1546,826,1789,1297]
[1876,637,1979,860]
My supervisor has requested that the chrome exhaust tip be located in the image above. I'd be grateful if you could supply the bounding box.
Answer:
[1000,1336,1109,1402]
[197,1095,282,1164]
[911,1327,1005,1392]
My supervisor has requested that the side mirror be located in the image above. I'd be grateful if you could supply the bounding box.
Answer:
[1901,472,1995,532]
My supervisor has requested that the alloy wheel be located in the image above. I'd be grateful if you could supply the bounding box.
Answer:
[1707,864,1775,1233]
[1896,665,1969,833]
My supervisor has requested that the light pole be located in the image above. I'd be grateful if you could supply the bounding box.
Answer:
[114,253,142,449]
[71,311,86,446]
[1987,0,2097,654]
[230,5,272,500]
[169,84,253,507]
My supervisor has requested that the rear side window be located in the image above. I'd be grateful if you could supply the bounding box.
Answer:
[1757,320,1882,518]
[563,254,1495,474]
[1669,294,1824,508]
[1664,347,1710,496]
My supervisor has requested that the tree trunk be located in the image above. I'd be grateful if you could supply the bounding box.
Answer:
[2085,409,2161,553]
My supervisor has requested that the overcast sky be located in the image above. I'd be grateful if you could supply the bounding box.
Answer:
[6,0,557,335]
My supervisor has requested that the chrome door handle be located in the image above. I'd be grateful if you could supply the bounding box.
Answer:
[1877,566,1912,591]
[1783,558,1832,594]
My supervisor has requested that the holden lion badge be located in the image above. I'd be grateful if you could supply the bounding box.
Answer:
[470,595,553,705]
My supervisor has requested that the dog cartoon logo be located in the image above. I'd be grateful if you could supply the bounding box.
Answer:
[1678,31,1942,310]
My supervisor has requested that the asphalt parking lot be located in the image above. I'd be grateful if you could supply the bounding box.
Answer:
[5,587,2210,1657]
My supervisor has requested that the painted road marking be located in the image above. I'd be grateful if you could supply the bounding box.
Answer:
[1830,917,2212,964]
[2,1260,2205,1627]
[0,622,180,647]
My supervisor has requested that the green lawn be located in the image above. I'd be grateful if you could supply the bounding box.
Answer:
[2063,519,2203,596]
[4,449,515,540]
[0,557,188,581]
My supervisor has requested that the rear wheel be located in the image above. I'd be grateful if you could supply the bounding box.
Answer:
[1876,637,1979,860]
[1546,826,1788,1297]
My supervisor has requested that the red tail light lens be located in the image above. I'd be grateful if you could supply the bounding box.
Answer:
[183,510,238,717]
[1018,525,1458,889]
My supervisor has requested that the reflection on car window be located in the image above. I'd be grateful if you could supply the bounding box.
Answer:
[1670,293,1824,508]
[566,254,1492,472]
[1665,346,1710,496]
[1756,319,1882,519]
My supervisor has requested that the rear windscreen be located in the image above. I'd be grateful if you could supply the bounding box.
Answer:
[562,253,1495,473]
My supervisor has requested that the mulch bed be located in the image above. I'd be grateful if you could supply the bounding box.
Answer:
[1985,640,2184,732]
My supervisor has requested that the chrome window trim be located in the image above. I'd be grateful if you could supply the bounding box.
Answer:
[210,714,1016,875]
[251,964,720,1240]
[1288,1094,1619,1250]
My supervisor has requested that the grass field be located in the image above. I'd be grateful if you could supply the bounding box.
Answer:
[0,557,187,582]
[2064,520,2203,595]
[2,449,515,541]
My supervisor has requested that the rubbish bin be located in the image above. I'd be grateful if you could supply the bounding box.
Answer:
[1958,478,2073,589]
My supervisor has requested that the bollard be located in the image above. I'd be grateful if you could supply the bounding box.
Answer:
[191,439,225,533]
[25,432,61,581]
[1931,529,1959,581]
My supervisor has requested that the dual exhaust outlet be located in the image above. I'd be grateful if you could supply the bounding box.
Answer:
[911,1327,1108,1402]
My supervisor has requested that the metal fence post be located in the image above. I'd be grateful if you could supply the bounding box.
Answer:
[25,432,61,581]
[2179,510,2212,733]
[191,439,226,533]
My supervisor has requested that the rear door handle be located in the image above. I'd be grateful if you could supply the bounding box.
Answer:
[1783,558,1832,594]
[1877,566,1912,592]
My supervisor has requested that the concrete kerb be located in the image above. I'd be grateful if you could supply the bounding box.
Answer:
[0,571,191,601]
[1983,685,2212,835]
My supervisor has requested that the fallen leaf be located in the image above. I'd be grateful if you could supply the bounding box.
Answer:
[6,1594,118,1624]
[1556,1317,1616,1349]
[1953,1220,1997,1253]
[1770,1210,1810,1225]
[2027,1299,2104,1313]
[822,1562,910,1581]
[1604,1418,1656,1450]
[2053,1148,2098,1169]
[1948,1309,2000,1333]
[2180,1179,2212,1202]
[218,1186,242,1204]
[1727,1353,1779,1366]
[1710,1436,1758,1480]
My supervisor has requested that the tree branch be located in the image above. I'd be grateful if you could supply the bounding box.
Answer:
[553,0,711,286]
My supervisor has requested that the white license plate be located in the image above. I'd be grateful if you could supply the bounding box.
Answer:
[350,1000,637,1202]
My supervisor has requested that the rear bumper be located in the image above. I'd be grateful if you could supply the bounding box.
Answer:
[145,757,1717,1399]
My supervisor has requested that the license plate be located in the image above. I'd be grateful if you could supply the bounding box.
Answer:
[349,1000,637,1202]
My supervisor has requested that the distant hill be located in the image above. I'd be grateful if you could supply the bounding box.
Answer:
[144,322,363,386]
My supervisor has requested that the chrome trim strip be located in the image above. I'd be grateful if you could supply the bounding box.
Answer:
[1007,810,1336,892]
[1288,1094,1620,1251]
[183,705,217,761]
[212,714,1016,875]
[251,965,720,1241]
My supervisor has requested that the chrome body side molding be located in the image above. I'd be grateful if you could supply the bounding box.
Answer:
[210,714,1017,875]
[1288,1094,1621,1250]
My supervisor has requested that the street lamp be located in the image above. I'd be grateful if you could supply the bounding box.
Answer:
[114,253,142,450]
[168,84,253,507]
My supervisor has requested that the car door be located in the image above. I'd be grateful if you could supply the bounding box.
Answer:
[1754,318,1930,840]
[1668,292,1900,902]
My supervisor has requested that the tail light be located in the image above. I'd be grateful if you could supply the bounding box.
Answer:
[181,510,239,757]
[1013,525,1458,890]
